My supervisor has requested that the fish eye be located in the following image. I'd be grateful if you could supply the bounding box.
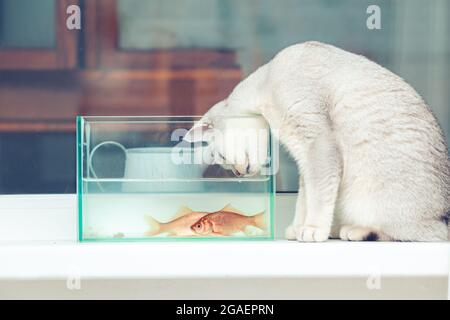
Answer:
[196,224,201,229]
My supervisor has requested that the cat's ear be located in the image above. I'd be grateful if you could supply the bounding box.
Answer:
[183,118,214,143]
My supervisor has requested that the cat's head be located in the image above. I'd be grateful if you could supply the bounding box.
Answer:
[183,99,269,177]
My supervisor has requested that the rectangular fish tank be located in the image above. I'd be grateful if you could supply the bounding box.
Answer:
[77,116,275,241]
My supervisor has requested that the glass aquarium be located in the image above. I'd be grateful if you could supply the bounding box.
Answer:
[77,116,275,241]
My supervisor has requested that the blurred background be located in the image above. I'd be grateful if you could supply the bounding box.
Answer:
[0,0,448,194]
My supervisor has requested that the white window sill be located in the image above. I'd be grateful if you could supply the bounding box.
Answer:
[0,240,449,280]
[0,195,448,286]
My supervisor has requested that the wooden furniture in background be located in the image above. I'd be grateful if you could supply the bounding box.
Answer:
[84,0,238,70]
[0,0,242,132]
[0,0,79,70]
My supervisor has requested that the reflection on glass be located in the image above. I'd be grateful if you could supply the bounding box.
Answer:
[117,0,395,73]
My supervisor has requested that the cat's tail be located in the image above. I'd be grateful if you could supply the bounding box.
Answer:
[144,215,162,237]
[443,210,450,240]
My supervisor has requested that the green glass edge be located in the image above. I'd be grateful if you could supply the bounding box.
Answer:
[269,171,275,241]
[268,128,276,240]
[81,235,273,242]
[77,115,276,242]
[76,116,83,242]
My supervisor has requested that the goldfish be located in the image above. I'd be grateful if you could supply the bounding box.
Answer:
[191,204,266,236]
[145,206,209,237]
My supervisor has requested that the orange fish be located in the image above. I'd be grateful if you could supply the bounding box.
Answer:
[191,204,266,236]
[145,206,208,237]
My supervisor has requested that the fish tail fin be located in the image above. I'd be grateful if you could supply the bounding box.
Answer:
[144,215,162,236]
[253,212,267,230]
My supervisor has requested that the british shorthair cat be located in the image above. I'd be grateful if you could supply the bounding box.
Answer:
[185,41,450,242]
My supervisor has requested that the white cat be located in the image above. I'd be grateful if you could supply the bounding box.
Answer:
[184,41,450,242]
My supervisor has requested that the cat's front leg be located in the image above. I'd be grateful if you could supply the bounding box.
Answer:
[295,131,342,242]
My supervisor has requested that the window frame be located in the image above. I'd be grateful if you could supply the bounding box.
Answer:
[0,0,79,70]
[84,0,239,69]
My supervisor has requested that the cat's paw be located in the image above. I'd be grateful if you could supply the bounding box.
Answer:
[285,225,297,240]
[339,225,385,241]
[296,226,330,242]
